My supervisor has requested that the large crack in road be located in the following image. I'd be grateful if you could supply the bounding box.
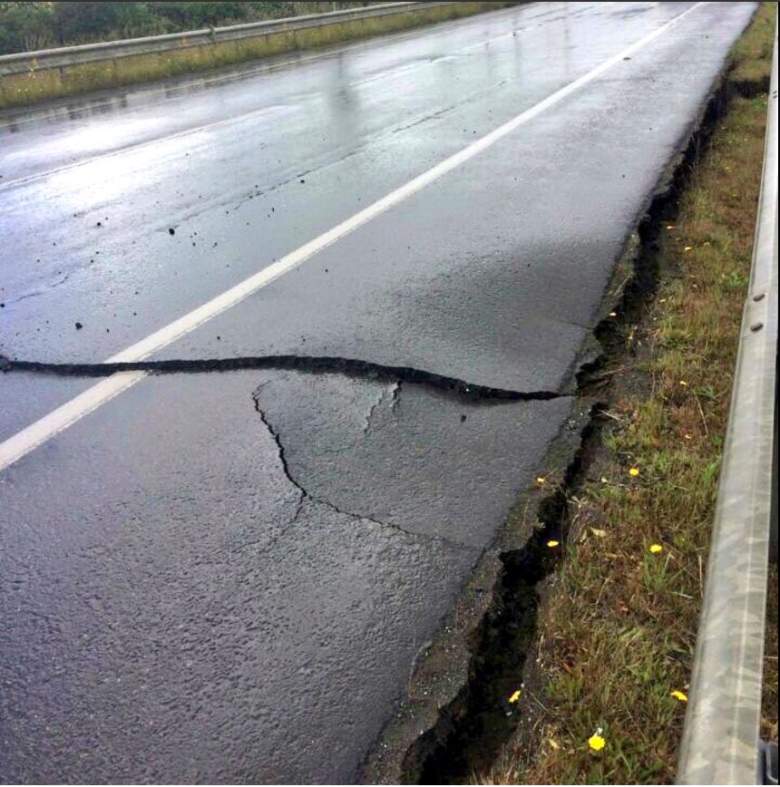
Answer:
[0,66,740,779]
[0,353,565,401]
[0,2,759,783]
[371,64,742,784]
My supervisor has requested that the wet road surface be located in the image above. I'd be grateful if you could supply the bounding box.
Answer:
[0,2,756,782]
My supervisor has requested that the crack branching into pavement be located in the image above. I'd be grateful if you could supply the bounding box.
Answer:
[251,386,471,553]
[398,64,736,787]
[1,354,564,402]
[390,381,402,410]
[405,408,603,784]
[362,383,393,435]
[2,269,76,307]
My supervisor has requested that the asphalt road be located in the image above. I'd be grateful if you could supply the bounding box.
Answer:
[0,2,756,782]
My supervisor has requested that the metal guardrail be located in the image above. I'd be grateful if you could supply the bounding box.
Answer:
[677,13,778,786]
[0,1,449,77]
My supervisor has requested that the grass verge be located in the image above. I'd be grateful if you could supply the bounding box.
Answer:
[483,4,777,783]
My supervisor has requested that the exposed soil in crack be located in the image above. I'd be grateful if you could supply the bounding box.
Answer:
[732,73,771,99]
[405,409,603,783]
[1,354,562,403]
[376,60,739,787]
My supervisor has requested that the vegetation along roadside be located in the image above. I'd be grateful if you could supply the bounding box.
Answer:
[0,2,370,55]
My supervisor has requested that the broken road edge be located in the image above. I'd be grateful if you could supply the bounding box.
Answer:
[359,33,745,787]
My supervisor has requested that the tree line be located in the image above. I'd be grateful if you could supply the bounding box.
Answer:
[0,1,369,55]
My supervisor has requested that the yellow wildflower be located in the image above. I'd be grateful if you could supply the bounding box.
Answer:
[649,544,663,554]
[547,540,560,548]
[508,689,522,704]
[671,690,688,702]
[629,467,640,477]
[588,731,606,752]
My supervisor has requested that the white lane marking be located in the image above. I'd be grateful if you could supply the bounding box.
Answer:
[0,372,147,466]
[0,1,705,473]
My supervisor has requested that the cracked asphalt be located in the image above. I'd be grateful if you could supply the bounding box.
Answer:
[0,2,756,782]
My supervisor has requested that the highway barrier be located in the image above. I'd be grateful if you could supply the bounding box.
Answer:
[0,2,513,110]
[676,14,778,786]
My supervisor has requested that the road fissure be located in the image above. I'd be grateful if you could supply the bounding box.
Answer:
[396,50,739,784]
[0,0,705,474]
[1,354,565,402]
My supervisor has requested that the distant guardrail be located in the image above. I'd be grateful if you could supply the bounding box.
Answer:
[0,1,512,108]
[0,2,438,76]
[676,13,778,787]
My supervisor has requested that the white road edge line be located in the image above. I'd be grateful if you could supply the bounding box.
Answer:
[0,1,705,473]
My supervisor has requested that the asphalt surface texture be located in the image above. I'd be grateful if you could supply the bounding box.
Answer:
[0,2,756,783]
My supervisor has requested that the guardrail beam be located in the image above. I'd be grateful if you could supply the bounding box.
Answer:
[677,10,778,785]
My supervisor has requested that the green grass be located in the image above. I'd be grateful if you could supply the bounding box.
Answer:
[731,4,775,86]
[481,4,777,783]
